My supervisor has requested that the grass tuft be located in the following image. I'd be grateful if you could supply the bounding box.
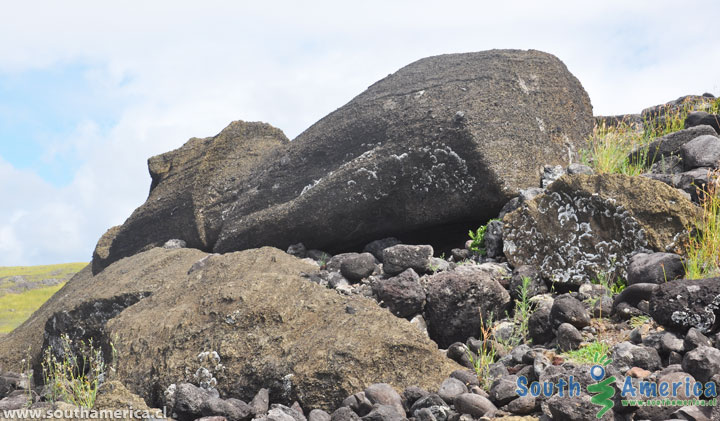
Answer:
[562,340,611,365]
[41,334,114,408]
[684,170,720,279]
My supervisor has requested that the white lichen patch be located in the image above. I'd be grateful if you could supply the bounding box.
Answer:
[670,293,720,333]
[504,190,651,285]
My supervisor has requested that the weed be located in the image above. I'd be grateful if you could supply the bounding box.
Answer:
[684,170,720,279]
[591,269,626,296]
[468,219,498,256]
[581,121,650,176]
[465,314,497,390]
[629,315,650,328]
[562,340,611,365]
[41,334,112,408]
[510,277,534,344]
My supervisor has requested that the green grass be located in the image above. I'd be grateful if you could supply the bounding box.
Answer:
[562,340,611,365]
[629,315,651,328]
[0,284,66,333]
[684,173,720,279]
[0,262,86,285]
[0,262,85,334]
[581,97,720,176]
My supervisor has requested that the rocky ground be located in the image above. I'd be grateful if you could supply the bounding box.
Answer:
[1,50,720,421]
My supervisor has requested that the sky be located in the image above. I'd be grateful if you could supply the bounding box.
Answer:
[1,1,719,266]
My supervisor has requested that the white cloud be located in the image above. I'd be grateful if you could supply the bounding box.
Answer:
[0,0,719,264]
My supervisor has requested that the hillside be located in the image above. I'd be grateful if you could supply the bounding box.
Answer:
[0,262,87,334]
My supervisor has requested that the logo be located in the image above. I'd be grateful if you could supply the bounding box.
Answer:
[587,353,616,418]
[516,351,718,419]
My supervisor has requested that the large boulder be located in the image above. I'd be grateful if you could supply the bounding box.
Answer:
[0,247,459,411]
[649,277,720,334]
[503,174,698,286]
[424,264,511,348]
[92,122,289,273]
[92,50,594,273]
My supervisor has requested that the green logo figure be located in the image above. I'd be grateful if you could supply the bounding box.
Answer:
[587,352,616,418]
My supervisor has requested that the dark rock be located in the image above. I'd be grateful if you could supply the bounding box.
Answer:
[681,134,720,169]
[611,342,662,372]
[250,388,270,415]
[635,371,697,421]
[627,252,684,285]
[671,405,714,421]
[450,248,471,262]
[452,393,496,418]
[660,332,685,354]
[409,394,447,414]
[341,253,378,282]
[649,277,720,333]
[263,405,307,421]
[498,197,521,220]
[613,283,658,309]
[685,111,720,134]
[684,327,712,351]
[591,295,613,319]
[550,295,590,329]
[401,386,428,412]
[437,378,467,404]
[508,265,547,300]
[483,220,504,259]
[628,125,718,166]
[488,375,518,406]
[425,265,511,348]
[342,392,373,417]
[0,393,27,411]
[372,269,425,319]
[363,238,402,263]
[556,323,583,352]
[649,154,684,174]
[678,167,713,202]
[502,394,536,415]
[566,163,593,175]
[682,346,720,383]
[173,383,252,421]
[364,384,404,418]
[287,243,308,258]
[309,409,331,421]
[547,394,613,420]
[528,304,554,345]
[446,343,473,369]
[449,370,479,387]
[503,174,697,287]
[361,405,405,421]
[91,50,595,274]
[382,245,433,276]
[331,407,362,421]
[326,253,361,272]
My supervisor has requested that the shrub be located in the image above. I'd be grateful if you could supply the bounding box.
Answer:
[41,334,114,408]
